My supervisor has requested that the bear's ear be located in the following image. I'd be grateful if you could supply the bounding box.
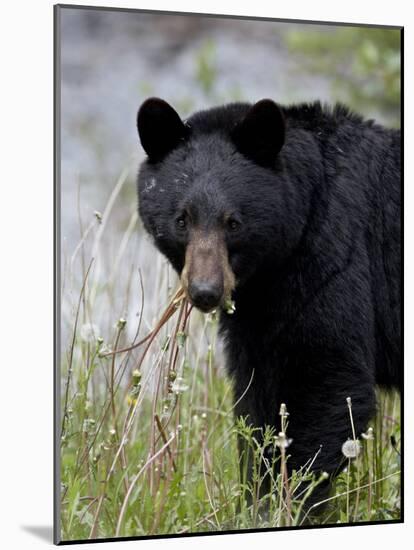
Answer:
[232,99,285,167]
[137,98,188,161]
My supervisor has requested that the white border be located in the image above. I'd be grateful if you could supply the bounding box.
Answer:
[0,1,410,548]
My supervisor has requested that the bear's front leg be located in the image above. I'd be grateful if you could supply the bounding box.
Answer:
[234,347,377,522]
[274,349,377,520]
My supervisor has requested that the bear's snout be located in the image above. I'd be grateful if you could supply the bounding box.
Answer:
[188,280,223,312]
[180,228,235,313]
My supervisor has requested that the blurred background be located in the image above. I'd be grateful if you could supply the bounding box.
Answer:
[59,5,401,361]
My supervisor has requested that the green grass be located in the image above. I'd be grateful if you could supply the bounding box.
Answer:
[59,169,400,542]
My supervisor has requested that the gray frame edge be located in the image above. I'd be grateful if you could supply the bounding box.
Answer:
[54,4,62,546]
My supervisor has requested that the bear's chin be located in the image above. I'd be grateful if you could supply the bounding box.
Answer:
[192,303,219,314]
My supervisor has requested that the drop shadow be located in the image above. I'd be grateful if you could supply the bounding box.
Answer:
[21,525,53,543]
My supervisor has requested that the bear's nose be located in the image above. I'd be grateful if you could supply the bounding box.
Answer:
[188,281,222,312]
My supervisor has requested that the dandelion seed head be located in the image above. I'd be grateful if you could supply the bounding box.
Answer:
[341,438,361,458]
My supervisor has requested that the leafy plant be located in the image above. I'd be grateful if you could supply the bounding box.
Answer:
[285,27,401,125]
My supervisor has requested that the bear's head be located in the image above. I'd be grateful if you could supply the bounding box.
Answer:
[136,97,307,313]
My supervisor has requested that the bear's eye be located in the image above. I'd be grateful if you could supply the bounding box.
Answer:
[175,215,187,230]
[227,218,241,232]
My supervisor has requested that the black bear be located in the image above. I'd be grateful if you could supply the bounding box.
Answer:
[136,97,401,511]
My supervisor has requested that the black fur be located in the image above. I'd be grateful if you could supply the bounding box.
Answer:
[137,98,401,509]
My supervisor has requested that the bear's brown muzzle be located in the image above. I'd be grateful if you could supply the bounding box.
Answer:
[180,229,235,312]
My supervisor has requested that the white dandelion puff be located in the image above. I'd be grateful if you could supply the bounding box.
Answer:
[341,438,361,458]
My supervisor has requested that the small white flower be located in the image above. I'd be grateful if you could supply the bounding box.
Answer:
[361,427,374,440]
[82,418,95,433]
[274,431,293,449]
[279,403,289,417]
[80,323,100,343]
[341,439,361,458]
[171,377,189,394]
